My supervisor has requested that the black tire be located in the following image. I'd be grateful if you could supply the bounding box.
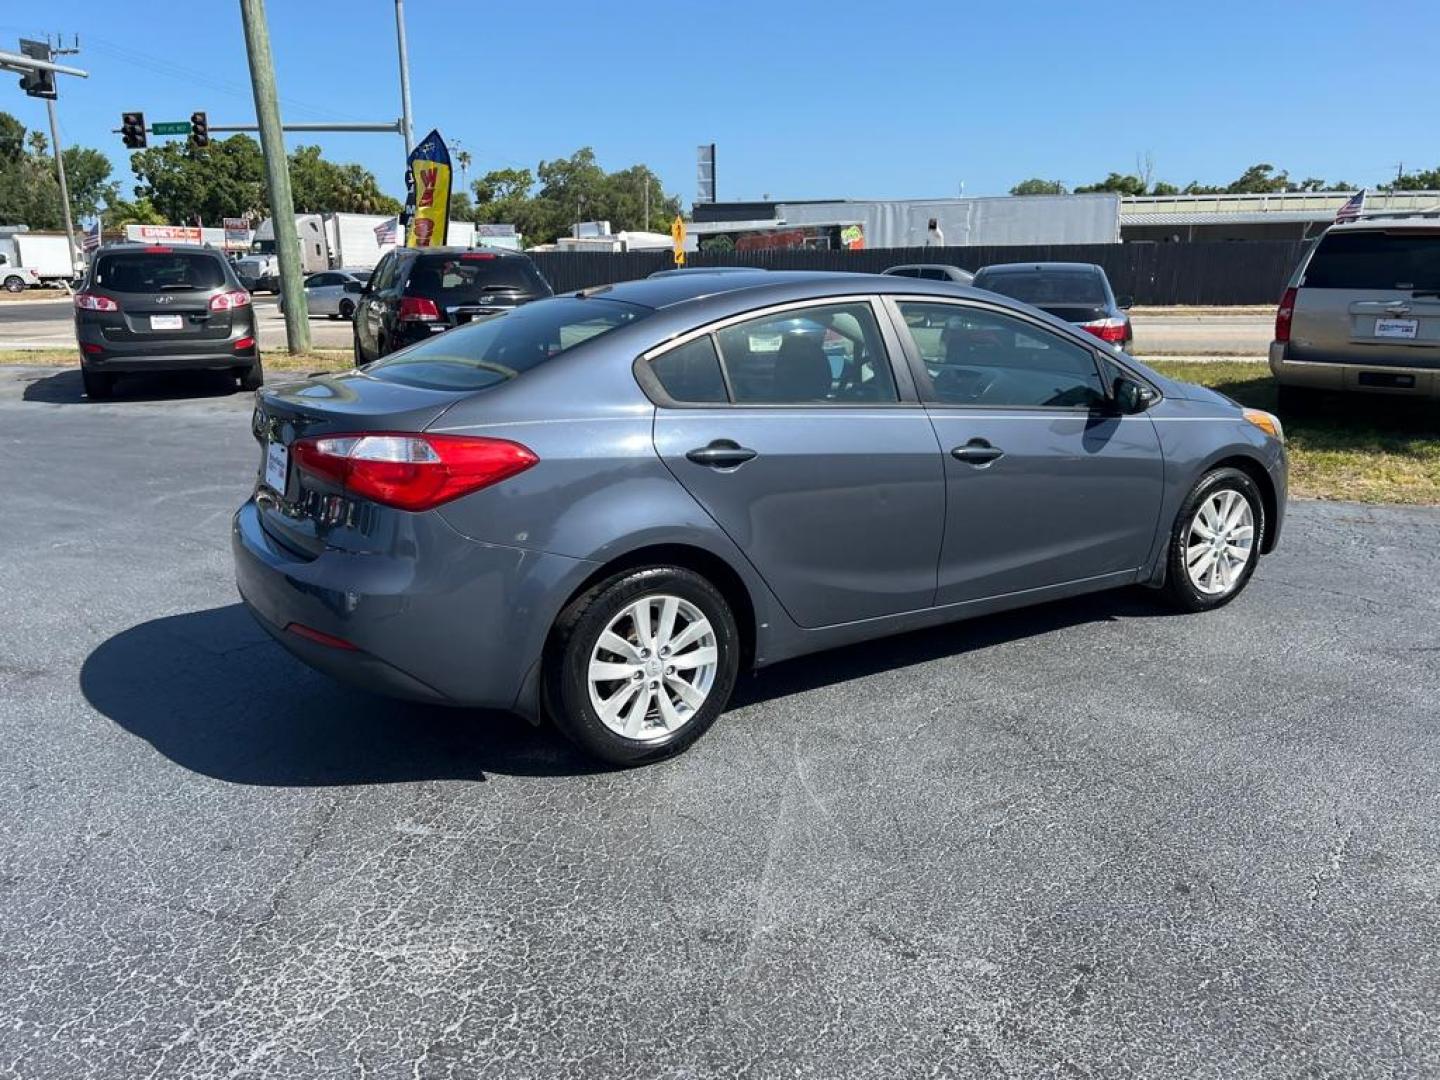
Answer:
[352,328,365,367]
[237,358,264,391]
[544,566,741,766]
[338,298,355,320]
[81,368,114,400]
[1160,467,1265,613]
[3,275,24,293]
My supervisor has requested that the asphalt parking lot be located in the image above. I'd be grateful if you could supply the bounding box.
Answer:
[3,365,1439,1079]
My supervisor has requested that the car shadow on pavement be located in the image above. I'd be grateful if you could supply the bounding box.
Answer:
[83,591,1162,787]
[80,604,603,785]
[22,367,243,405]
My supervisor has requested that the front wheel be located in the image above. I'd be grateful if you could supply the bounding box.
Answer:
[3,275,24,293]
[1161,467,1265,612]
[545,567,740,766]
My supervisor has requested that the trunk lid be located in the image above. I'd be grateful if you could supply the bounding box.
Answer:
[251,371,471,557]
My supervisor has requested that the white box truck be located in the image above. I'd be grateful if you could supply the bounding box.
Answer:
[0,230,79,290]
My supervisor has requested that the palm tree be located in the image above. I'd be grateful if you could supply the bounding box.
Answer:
[455,148,472,192]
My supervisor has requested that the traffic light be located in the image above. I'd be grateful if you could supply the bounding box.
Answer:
[121,112,147,150]
[189,111,209,148]
[18,39,56,100]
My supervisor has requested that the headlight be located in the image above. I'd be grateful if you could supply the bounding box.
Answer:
[1243,408,1284,442]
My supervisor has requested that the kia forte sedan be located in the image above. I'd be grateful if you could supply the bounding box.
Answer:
[233,271,1286,765]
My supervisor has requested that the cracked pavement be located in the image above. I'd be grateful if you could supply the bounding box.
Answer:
[2,365,1439,1078]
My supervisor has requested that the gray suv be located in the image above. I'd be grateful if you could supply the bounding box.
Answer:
[1271,215,1440,402]
[74,243,262,399]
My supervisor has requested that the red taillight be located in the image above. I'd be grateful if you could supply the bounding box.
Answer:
[144,246,172,253]
[210,289,252,311]
[398,296,441,322]
[284,623,358,651]
[1079,318,1128,343]
[1275,286,1297,343]
[291,432,538,511]
[234,336,256,351]
[81,342,103,354]
[74,292,119,312]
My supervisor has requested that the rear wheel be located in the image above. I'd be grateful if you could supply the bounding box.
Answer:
[81,368,114,399]
[338,298,355,320]
[1161,467,1264,612]
[3,275,24,293]
[238,358,264,391]
[545,567,740,766]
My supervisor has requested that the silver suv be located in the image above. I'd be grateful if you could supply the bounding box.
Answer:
[1270,214,1440,403]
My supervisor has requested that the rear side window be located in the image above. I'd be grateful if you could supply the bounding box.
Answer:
[650,336,728,403]
[1303,231,1440,290]
[713,302,898,405]
[405,254,549,299]
[93,251,226,292]
[368,296,650,390]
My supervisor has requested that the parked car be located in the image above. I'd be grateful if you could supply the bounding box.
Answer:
[351,247,553,364]
[882,263,975,285]
[74,243,261,400]
[234,271,1286,766]
[1271,214,1440,404]
[279,268,371,320]
[971,262,1133,348]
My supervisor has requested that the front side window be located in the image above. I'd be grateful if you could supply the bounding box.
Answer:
[897,301,1105,409]
[712,302,898,404]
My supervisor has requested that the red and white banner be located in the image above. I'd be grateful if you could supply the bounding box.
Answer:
[125,224,204,245]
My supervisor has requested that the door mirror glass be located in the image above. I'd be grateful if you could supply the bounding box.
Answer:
[1112,376,1151,414]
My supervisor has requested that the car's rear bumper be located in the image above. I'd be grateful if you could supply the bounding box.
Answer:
[78,322,259,373]
[1270,342,1440,399]
[231,498,595,715]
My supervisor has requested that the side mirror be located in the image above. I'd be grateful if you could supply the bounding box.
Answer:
[1116,294,1134,310]
[1112,376,1152,414]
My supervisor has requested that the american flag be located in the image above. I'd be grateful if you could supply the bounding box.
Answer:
[1334,189,1366,224]
[374,217,399,245]
[81,219,102,253]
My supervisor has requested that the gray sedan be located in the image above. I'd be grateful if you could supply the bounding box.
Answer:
[233,271,1287,765]
[280,268,370,320]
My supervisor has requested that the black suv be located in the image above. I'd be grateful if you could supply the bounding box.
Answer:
[74,243,261,399]
[352,247,553,364]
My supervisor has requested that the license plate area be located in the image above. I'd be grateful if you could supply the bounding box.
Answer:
[264,440,289,494]
[149,314,184,330]
[1374,318,1418,339]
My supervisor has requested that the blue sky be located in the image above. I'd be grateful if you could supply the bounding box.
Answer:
[3,0,1436,209]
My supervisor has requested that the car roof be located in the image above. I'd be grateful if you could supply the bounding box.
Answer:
[975,262,1102,274]
[882,263,964,272]
[97,243,221,256]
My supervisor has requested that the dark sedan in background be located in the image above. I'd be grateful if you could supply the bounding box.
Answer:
[972,261,1134,349]
[235,270,1285,766]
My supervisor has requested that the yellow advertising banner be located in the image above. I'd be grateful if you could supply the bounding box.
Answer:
[405,129,452,248]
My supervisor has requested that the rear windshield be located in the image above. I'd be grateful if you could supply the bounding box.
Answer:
[367,296,650,390]
[1303,231,1440,291]
[975,269,1107,306]
[93,251,227,292]
[404,253,549,299]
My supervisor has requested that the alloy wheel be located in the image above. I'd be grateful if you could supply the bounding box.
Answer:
[586,594,718,741]
[1185,489,1255,596]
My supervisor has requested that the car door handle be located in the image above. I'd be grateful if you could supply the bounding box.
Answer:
[951,439,1004,465]
[686,440,757,468]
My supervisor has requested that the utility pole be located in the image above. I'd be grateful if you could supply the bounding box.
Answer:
[239,0,309,352]
[394,0,414,151]
[46,38,81,276]
[643,172,650,233]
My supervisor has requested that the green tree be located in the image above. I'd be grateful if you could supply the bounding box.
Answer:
[1073,172,1148,196]
[103,194,166,226]
[1150,181,1180,196]
[1009,178,1066,196]
[1381,166,1440,191]
[131,134,267,223]
[288,145,402,214]
[62,147,120,219]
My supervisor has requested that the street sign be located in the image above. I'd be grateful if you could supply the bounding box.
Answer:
[151,121,190,135]
[671,215,687,267]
